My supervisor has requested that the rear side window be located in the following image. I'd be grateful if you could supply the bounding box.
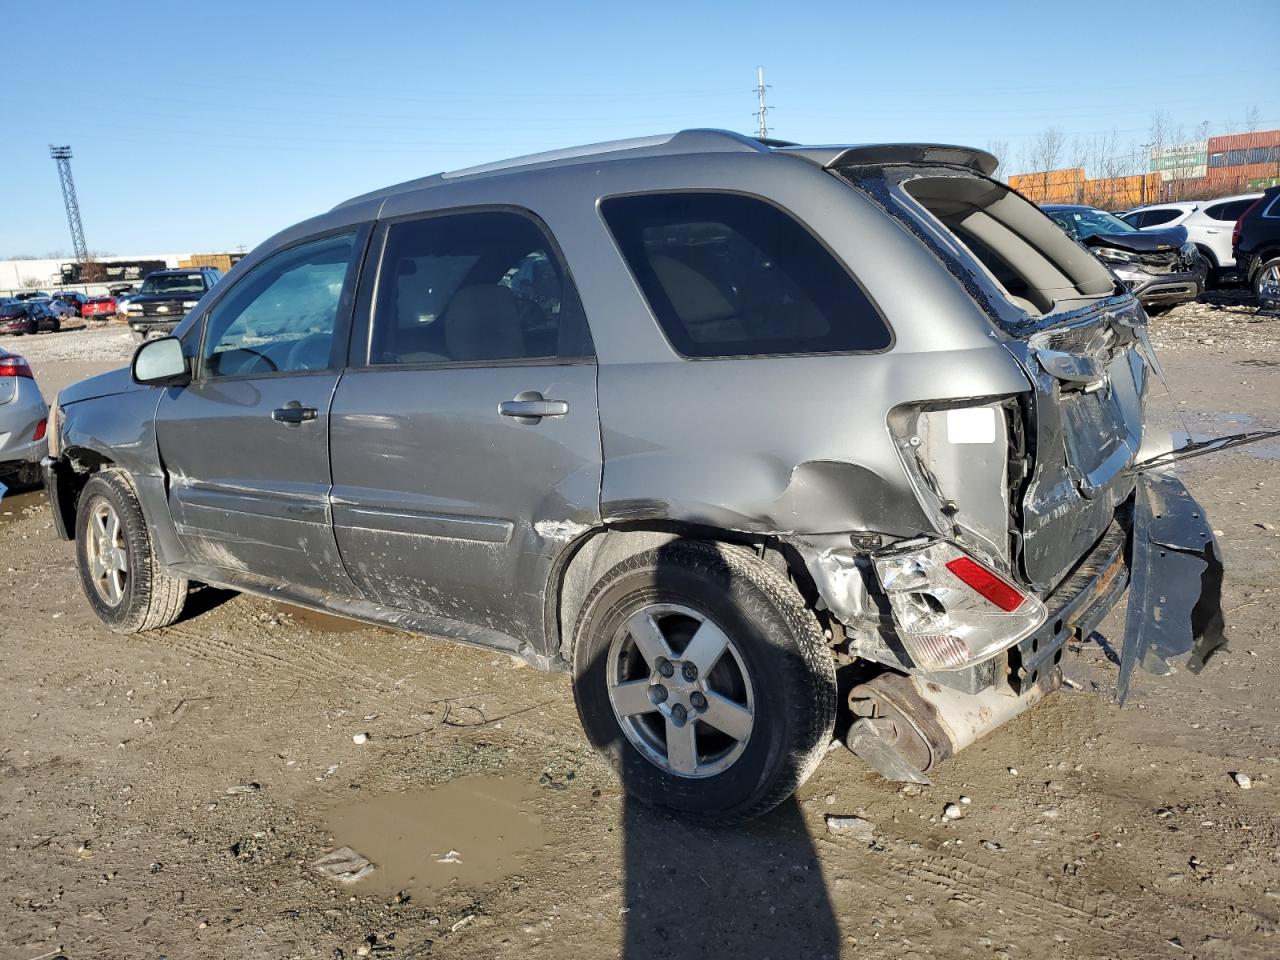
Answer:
[1205,199,1255,221]
[601,192,891,357]
[368,210,591,366]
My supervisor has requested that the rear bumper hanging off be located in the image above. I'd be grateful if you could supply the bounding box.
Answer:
[844,469,1225,782]
[1116,470,1225,704]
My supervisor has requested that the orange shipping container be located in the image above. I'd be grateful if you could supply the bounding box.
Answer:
[1207,129,1280,152]
[1208,161,1280,182]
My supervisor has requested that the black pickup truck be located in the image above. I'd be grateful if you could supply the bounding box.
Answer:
[125,268,223,341]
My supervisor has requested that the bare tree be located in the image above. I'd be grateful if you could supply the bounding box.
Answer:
[19,275,43,289]
[984,139,1009,179]
[1244,105,1260,133]
[1026,127,1066,201]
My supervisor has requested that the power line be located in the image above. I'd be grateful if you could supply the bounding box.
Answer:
[49,145,88,264]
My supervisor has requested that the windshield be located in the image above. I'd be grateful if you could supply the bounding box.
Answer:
[1048,207,1136,240]
[140,273,206,295]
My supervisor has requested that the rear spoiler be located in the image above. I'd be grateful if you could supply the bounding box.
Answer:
[779,143,1000,177]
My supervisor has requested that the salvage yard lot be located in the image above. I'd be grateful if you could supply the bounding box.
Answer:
[2,300,1279,960]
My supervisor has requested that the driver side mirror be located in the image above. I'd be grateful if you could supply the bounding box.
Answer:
[132,336,191,386]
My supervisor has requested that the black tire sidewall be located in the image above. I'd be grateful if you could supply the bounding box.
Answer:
[572,545,830,819]
[75,473,150,630]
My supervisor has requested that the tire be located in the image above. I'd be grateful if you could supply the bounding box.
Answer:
[75,469,188,633]
[571,540,836,824]
[1254,256,1280,311]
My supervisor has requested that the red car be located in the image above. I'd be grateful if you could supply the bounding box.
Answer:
[82,294,118,321]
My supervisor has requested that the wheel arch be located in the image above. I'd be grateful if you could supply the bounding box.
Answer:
[1193,243,1219,269]
[46,445,118,541]
[545,522,821,663]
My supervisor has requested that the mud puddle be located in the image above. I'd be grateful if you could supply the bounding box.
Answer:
[274,602,370,632]
[322,775,547,894]
[0,488,45,526]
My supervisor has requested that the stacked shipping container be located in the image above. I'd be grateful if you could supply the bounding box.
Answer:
[1205,130,1280,192]
[1008,127,1280,208]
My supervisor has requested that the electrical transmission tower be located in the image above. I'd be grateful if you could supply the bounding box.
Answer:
[754,66,770,139]
[49,145,89,263]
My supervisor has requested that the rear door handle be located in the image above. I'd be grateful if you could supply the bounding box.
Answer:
[1205,227,1220,234]
[272,401,318,425]
[499,391,568,424]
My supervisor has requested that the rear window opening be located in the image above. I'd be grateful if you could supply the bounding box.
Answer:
[896,175,1116,317]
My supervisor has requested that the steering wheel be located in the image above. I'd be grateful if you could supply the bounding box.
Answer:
[285,332,332,371]
[234,347,279,373]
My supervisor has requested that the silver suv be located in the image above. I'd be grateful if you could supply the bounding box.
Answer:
[42,131,1225,822]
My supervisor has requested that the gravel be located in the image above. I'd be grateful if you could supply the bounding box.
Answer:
[4,324,135,364]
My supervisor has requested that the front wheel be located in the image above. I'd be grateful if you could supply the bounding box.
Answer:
[571,541,836,824]
[75,469,188,633]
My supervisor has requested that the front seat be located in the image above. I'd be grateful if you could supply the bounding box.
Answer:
[443,285,525,361]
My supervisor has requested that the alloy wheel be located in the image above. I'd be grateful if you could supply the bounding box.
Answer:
[606,603,755,778]
[85,500,129,606]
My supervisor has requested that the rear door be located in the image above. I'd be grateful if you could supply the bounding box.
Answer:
[155,229,367,593]
[329,208,601,646]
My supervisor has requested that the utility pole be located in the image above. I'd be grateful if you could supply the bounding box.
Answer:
[754,66,769,140]
[49,145,89,264]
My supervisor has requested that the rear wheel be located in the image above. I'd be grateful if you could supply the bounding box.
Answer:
[571,541,836,824]
[75,469,188,633]
[1254,257,1280,311]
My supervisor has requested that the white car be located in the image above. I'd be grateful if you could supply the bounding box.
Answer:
[1120,193,1262,277]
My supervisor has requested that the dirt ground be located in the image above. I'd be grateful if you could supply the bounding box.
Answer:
[1,299,1278,960]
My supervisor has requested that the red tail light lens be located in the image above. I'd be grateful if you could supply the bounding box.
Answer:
[0,355,34,379]
[33,418,47,442]
[944,556,1027,612]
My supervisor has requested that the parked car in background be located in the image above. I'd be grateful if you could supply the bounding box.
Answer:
[53,291,89,316]
[113,289,140,318]
[44,130,1224,823]
[1043,204,1206,309]
[45,297,78,321]
[0,348,48,486]
[83,294,120,321]
[124,268,223,340]
[14,291,51,301]
[0,301,60,335]
[1120,193,1262,281]
[1233,185,1280,310]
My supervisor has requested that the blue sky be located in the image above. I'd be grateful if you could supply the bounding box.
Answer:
[4,0,1277,257]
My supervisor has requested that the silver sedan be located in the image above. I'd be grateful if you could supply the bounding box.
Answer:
[0,348,49,484]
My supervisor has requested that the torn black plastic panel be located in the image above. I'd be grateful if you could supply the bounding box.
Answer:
[1116,471,1226,704]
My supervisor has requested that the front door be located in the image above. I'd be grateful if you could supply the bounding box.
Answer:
[155,230,366,593]
[329,209,601,648]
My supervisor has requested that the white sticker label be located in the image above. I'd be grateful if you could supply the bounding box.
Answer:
[946,408,997,444]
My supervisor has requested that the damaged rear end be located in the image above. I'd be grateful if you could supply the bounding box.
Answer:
[820,152,1225,781]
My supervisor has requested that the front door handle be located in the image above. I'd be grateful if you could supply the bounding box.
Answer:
[499,391,568,424]
[272,401,318,425]
[1205,227,1220,234]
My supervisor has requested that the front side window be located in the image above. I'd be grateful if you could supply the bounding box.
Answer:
[201,233,356,378]
[368,210,589,365]
[601,192,890,357]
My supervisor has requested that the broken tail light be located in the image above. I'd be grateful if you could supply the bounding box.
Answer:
[874,541,1046,671]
